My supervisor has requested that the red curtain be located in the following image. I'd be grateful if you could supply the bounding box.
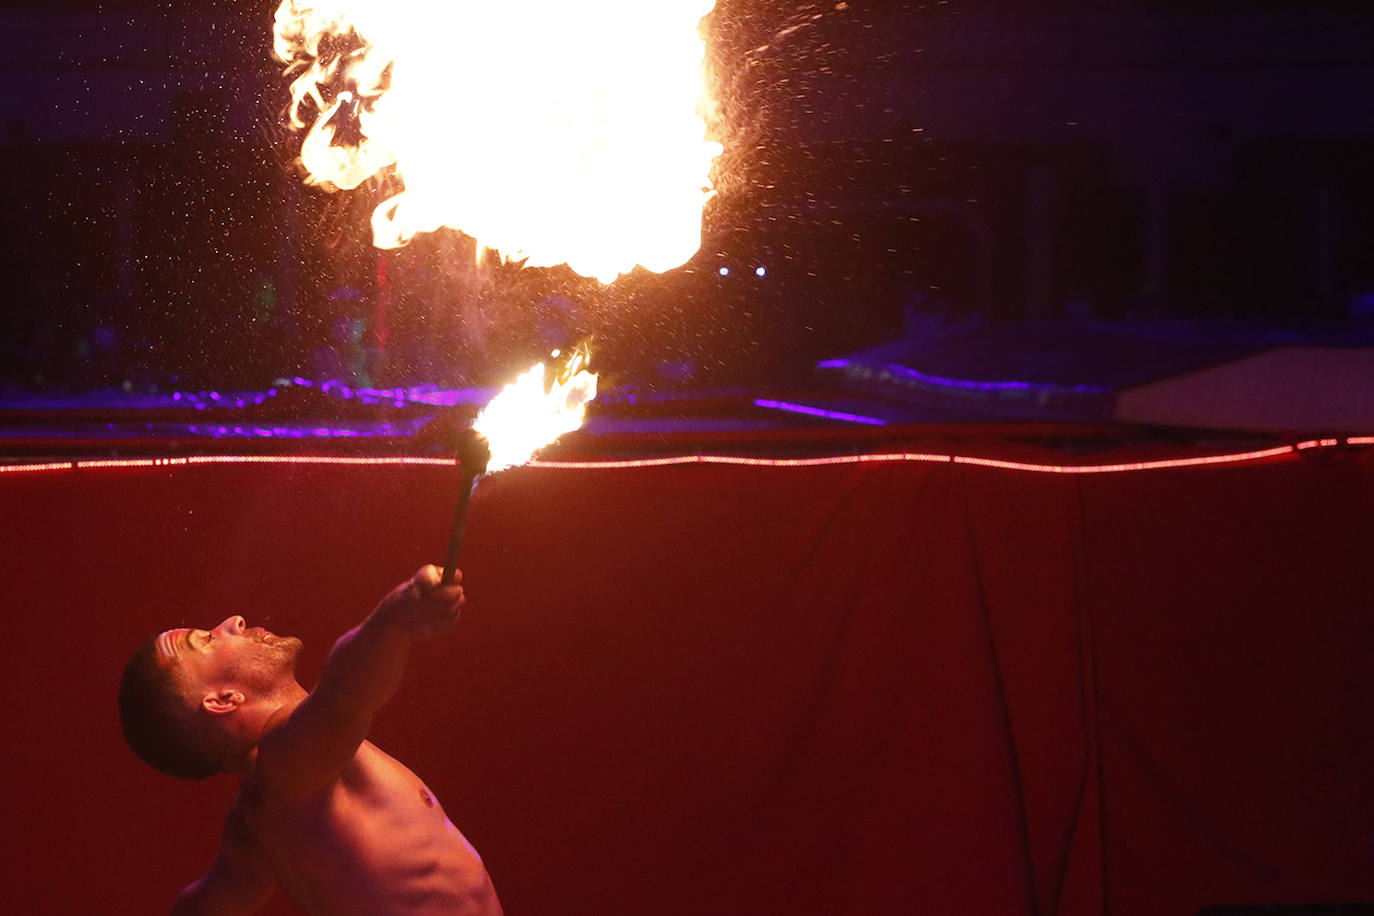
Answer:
[1,444,1371,914]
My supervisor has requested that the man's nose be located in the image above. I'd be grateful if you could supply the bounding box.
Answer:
[215,615,246,636]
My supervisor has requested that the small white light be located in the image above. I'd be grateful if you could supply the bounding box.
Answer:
[718,266,730,276]
[755,266,766,277]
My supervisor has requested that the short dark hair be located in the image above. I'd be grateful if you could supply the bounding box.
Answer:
[118,637,224,780]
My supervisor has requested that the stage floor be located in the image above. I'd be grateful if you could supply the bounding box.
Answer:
[3,316,1371,459]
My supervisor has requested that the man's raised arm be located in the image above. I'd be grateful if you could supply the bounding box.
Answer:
[255,565,465,798]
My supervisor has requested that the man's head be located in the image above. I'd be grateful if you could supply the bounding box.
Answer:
[119,616,303,780]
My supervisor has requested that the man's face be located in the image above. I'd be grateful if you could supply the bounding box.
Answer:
[155,616,303,700]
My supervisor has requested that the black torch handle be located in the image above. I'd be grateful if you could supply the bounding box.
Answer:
[441,471,482,585]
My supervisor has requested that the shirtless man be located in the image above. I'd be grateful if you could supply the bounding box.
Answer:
[118,565,503,915]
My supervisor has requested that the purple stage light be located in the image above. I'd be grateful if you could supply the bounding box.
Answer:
[817,358,1109,395]
[753,398,886,426]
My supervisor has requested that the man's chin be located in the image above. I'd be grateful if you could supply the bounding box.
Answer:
[276,636,304,655]
[262,634,305,664]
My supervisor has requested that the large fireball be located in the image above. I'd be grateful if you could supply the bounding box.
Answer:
[274,0,722,283]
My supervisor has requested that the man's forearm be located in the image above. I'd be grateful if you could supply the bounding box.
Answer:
[170,878,266,916]
[170,881,218,916]
[170,884,199,916]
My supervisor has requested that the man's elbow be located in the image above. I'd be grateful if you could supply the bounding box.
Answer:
[170,883,204,916]
[170,881,256,916]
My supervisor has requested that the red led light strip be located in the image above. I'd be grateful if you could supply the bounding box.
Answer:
[0,439,1369,478]
[531,453,952,470]
[948,445,1300,475]
[532,445,1305,474]
[182,456,454,467]
[0,455,456,475]
[0,461,75,474]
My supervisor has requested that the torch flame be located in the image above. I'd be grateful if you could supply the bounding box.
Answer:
[274,0,722,283]
[474,349,598,472]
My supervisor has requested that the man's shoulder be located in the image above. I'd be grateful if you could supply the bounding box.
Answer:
[241,700,307,792]
[239,728,362,814]
[259,698,305,743]
[236,741,299,815]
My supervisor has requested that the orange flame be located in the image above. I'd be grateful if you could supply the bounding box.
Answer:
[274,0,722,282]
[474,349,598,472]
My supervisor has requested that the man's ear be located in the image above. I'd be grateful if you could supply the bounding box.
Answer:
[201,688,246,717]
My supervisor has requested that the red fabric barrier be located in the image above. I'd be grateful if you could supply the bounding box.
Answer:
[1,445,1371,915]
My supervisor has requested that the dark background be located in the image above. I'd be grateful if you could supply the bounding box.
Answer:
[3,0,1372,394]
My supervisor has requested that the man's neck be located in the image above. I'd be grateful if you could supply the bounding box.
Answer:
[234,680,310,776]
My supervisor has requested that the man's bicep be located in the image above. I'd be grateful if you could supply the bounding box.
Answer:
[257,691,372,797]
